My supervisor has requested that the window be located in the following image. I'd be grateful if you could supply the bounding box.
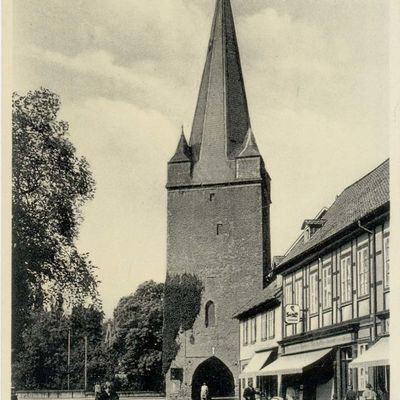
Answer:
[217,224,223,235]
[243,320,249,345]
[284,281,293,305]
[357,247,369,296]
[267,310,275,339]
[250,317,257,343]
[357,343,369,390]
[322,265,332,309]
[209,193,215,202]
[205,301,215,327]
[340,256,352,303]
[309,272,318,314]
[294,279,303,309]
[261,313,267,340]
[384,237,389,288]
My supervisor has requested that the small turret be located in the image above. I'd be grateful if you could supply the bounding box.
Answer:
[167,127,192,187]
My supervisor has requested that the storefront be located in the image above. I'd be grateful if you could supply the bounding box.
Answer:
[259,347,336,399]
[349,336,390,398]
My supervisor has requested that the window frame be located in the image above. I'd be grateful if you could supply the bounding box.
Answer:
[357,343,369,390]
[322,264,332,310]
[267,309,275,339]
[340,255,352,303]
[383,236,390,289]
[243,320,249,345]
[357,247,370,297]
[250,316,257,343]
[284,280,293,306]
[309,271,319,315]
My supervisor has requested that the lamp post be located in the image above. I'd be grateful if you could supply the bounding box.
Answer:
[67,327,71,390]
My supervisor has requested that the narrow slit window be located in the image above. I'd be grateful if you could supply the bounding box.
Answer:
[205,301,215,327]
[217,223,223,235]
[209,193,215,202]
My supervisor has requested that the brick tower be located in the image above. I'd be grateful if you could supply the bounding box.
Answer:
[165,1,271,399]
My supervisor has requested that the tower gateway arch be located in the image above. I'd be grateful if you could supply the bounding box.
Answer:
[164,1,271,399]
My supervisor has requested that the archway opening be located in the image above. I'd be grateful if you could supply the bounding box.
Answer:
[191,357,235,400]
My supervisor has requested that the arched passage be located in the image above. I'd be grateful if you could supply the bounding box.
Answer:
[191,357,235,400]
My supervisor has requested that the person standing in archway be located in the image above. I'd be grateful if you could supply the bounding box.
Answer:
[201,382,209,400]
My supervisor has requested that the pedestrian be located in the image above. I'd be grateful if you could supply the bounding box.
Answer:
[201,382,209,400]
[362,383,377,400]
[105,382,119,400]
[345,384,357,400]
[285,387,295,400]
[243,382,258,400]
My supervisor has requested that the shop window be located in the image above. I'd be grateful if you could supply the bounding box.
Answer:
[322,265,332,309]
[340,256,352,303]
[309,271,318,314]
[384,237,390,288]
[357,247,369,297]
[205,301,215,327]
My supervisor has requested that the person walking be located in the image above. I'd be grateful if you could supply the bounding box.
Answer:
[345,384,357,400]
[362,383,377,400]
[201,382,209,400]
[243,382,257,400]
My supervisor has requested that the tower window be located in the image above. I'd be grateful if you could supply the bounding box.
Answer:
[209,193,215,202]
[205,301,216,327]
[217,223,223,235]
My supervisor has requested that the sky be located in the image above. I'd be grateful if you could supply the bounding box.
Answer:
[12,0,390,317]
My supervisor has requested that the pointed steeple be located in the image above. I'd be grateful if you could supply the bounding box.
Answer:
[169,126,191,163]
[190,0,251,164]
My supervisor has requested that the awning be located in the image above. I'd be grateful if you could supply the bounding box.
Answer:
[239,351,273,377]
[349,336,389,368]
[258,348,332,376]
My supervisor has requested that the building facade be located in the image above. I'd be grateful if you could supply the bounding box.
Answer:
[235,160,390,400]
[234,277,283,400]
[164,1,271,400]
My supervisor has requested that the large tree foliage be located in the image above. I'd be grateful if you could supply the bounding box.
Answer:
[13,304,108,390]
[12,88,98,352]
[162,273,203,374]
[112,281,164,391]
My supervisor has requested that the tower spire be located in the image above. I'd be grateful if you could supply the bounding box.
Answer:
[190,0,251,163]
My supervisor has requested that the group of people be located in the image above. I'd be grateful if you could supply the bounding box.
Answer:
[94,381,119,400]
[346,383,388,400]
[241,381,389,400]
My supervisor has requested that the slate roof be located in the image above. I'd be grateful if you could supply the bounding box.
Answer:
[233,278,282,319]
[189,0,251,161]
[278,159,390,268]
[169,131,191,163]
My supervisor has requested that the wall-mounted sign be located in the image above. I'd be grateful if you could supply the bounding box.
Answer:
[285,304,301,324]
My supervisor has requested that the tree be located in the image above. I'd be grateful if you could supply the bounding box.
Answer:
[12,88,98,353]
[13,307,69,389]
[112,281,164,391]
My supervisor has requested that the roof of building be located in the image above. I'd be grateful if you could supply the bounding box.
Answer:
[233,278,282,319]
[169,130,191,163]
[278,159,390,268]
[189,0,252,162]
